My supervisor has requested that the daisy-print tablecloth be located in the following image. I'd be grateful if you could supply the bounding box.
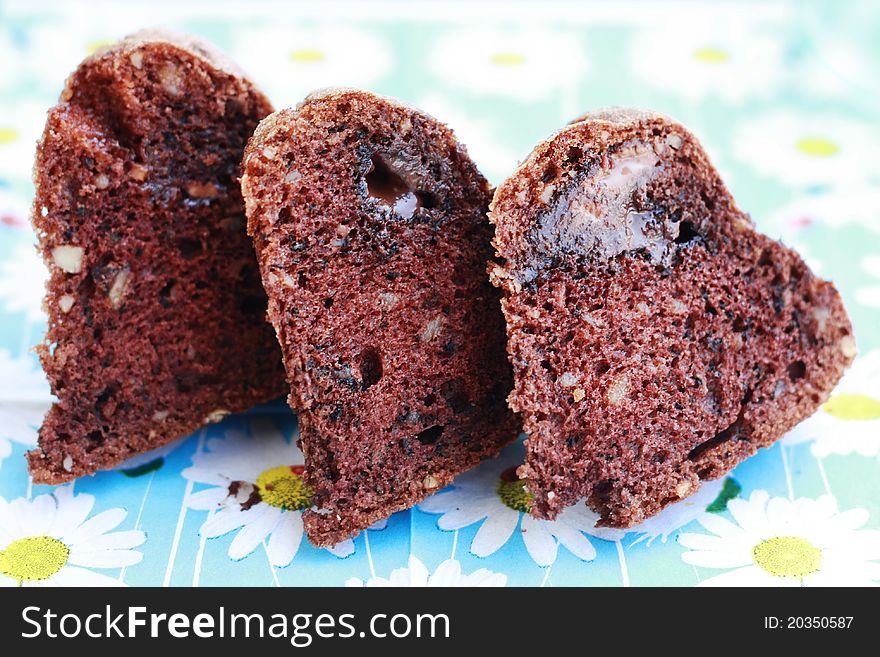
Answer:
[1,0,879,588]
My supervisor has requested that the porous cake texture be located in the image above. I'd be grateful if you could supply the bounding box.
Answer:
[490,108,854,527]
[29,30,287,483]
[242,89,518,546]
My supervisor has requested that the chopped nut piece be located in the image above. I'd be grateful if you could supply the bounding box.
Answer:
[62,454,73,472]
[51,245,83,273]
[420,316,444,342]
[607,373,630,405]
[284,169,303,184]
[539,183,556,204]
[400,116,413,134]
[840,335,857,359]
[665,133,683,149]
[159,62,181,94]
[204,409,231,424]
[58,295,75,313]
[94,174,110,190]
[573,387,586,402]
[129,51,143,69]
[813,306,830,333]
[670,298,688,314]
[108,267,131,308]
[675,480,692,497]
[129,164,148,181]
[558,371,580,387]
[423,474,439,489]
[152,410,170,421]
[187,182,220,199]
[379,292,399,309]
[262,146,277,160]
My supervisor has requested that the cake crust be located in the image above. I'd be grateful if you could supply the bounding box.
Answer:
[243,89,518,546]
[490,108,854,526]
[29,30,287,482]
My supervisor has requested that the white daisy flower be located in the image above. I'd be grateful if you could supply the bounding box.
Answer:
[427,27,587,102]
[231,25,393,109]
[419,444,597,567]
[0,486,145,587]
[855,255,880,309]
[345,555,506,587]
[732,111,880,189]
[679,490,880,586]
[628,19,785,104]
[783,351,880,460]
[183,419,384,566]
[0,350,51,468]
[0,240,48,323]
[417,94,519,186]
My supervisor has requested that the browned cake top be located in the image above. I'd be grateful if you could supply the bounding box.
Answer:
[29,30,286,482]
[243,89,517,546]
[490,108,854,526]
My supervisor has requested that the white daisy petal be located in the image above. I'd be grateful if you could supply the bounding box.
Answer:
[73,529,145,553]
[62,507,127,545]
[68,548,143,569]
[470,508,519,558]
[697,509,748,538]
[521,515,559,567]
[428,559,463,586]
[698,565,784,587]
[265,512,303,567]
[24,492,58,537]
[228,506,282,561]
[681,548,754,569]
[405,556,430,586]
[433,500,496,530]
[201,506,259,538]
[51,565,127,587]
[551,521,597,562]
[49,489,95,539]
[326,537,355,559]
[187,487,229,511]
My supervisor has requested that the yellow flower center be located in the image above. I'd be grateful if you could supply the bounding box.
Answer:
[496,467,532,512]
[752,536,822,579]
[289,48,325,63]
[491,52,526,66]
[795,137,839,157]
[0,127,19,144]
[255,465,313,510]
[0,536,70,583]
[85,39,114,55]
[692,47,729,64]
[822,393,880,420]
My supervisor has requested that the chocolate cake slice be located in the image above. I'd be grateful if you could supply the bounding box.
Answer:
[490,108,854,527]
[242,89,517,546]
[29,30,287,483]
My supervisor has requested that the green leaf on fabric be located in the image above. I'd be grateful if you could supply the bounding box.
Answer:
[120,457,164,478]
[707,477,741,513]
